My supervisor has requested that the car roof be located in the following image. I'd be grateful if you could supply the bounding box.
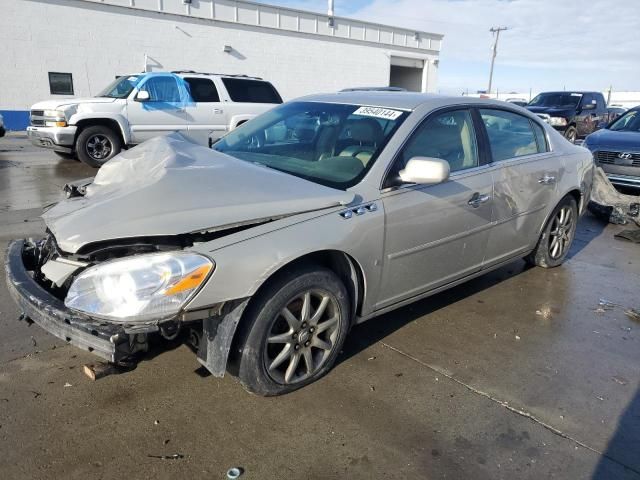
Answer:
[295,91,522,111]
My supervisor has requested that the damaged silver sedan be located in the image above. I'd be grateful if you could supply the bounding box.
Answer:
[5,93,594,395]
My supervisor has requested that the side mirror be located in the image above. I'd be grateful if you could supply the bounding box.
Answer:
[135,90,150,102]
[399,157,450,185]
[582,102,596,111]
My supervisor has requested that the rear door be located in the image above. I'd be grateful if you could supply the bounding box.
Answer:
[478,108,561,266]
[126,74,187,143]
[182,77,227,145]
[377,108,494,310]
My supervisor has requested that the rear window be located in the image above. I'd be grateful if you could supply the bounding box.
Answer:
[184,77,220,102]
[221,78,282,104]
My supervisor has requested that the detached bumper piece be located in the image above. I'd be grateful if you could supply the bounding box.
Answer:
[4,240,145,364]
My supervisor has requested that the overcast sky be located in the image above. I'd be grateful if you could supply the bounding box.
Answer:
[266,0,640,95]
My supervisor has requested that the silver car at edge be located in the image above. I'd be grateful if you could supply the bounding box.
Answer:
[5,92,594,395]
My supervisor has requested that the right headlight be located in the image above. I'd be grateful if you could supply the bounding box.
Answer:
[549,117,568,127]
[65,252,214,323]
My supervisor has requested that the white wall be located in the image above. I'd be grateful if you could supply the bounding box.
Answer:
[0,0,441,114]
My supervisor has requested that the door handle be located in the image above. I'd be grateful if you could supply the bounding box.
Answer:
[538,174,556,185]
[213,108,224,114]
[468,193,490,208]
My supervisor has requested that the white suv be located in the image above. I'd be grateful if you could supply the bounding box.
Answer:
[27,71,282,166]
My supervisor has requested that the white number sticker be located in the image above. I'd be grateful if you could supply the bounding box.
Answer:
[353,106,403,120]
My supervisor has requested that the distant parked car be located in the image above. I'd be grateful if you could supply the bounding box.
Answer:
[584,107,640,189]
[6,93,593,395]
[340,87,407,92]
[506,98,528,107]
[606,106,627,123]
[526,91,610,143]
[27,71,282,167]
[0,113,5,137]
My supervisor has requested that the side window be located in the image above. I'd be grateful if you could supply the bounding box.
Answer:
[139,76,181,102]
[596,94,606,110]
[184,77,220,102]
[531,121,549,153]
[221,78,283,104]
[581,93,595,109]
[480,109,538,161]
[397,109,478,174]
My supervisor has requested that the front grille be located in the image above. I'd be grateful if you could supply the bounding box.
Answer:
[30,110,45,126]
[595,150,640,167]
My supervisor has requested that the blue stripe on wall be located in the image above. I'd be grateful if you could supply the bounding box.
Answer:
[0,110,30,130]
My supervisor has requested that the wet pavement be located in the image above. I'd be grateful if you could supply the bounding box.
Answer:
[1,134,639,479]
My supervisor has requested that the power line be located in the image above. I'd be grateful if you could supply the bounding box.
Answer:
[487,26,508,94]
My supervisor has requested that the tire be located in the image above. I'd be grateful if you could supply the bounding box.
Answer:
[54,151,77,160]
[75,125,122,167]
[564,126,578,144]
[235,267,351,396]
[525,196,578,268]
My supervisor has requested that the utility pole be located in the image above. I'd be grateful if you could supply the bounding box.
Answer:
[487,26,508,95]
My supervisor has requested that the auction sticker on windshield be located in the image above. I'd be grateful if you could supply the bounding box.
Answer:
[353,106,403,120]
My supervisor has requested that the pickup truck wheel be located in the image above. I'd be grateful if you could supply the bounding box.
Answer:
[236,267,350,396]
[525,196,578,268]
[564,126,578,143]
[76,126,122,167]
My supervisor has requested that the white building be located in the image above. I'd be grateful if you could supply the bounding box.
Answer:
[0,0,443,130]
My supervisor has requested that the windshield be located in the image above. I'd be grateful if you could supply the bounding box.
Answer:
[528,93,582,108]
[609,110,640,132]
[98,75,141,99]
[214,101,408,189]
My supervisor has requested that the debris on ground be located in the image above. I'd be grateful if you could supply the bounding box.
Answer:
[367,356,376,361]
[63,382,73,388]
[624,308,640,322]
[227,467,244,479]
[82,363,120,381]
[614,229,640,244]
[30,336,36,347]
[612,376,629,386]
[588,167,640,226]
[147,453,184,460]
[29,390,41,399]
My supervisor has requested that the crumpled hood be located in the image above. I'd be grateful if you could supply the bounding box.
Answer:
[584,129,640,151]
[31,98,117,110]
[43,134,355,253]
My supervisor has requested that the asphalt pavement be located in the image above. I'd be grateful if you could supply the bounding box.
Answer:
[1,133,639,479]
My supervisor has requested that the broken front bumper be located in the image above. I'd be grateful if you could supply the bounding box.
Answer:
[4,240,142,363]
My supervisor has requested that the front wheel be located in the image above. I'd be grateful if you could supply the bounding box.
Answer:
[236,267,351,396]
[564,126,578,144]
[76,125,122,167]
[525,196,578,268]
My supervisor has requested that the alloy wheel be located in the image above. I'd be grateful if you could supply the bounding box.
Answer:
[86,134,113,160]
[264,289,341,385]
[548,206,573,259]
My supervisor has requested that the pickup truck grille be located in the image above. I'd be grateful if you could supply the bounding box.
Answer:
[30,110,46,126]
[595,150,640,167]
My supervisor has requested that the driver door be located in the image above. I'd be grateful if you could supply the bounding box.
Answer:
[377,108,493,310]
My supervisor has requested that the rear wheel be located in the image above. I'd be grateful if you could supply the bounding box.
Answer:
[76,125,122,167]
[236,267,351,396]
[525,196,578,268]
[564,126,578,143]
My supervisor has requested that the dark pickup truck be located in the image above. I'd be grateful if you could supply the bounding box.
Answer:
[526,91,610,143]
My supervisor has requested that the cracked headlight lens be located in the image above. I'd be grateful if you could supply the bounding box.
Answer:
[65,252,214,323]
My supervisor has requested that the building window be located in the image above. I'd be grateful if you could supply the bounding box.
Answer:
[48,72,74,95]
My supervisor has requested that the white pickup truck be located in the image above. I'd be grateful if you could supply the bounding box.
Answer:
[27,71,283,166]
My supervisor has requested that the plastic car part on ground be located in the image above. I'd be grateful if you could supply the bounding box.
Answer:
[589,167,640,226]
